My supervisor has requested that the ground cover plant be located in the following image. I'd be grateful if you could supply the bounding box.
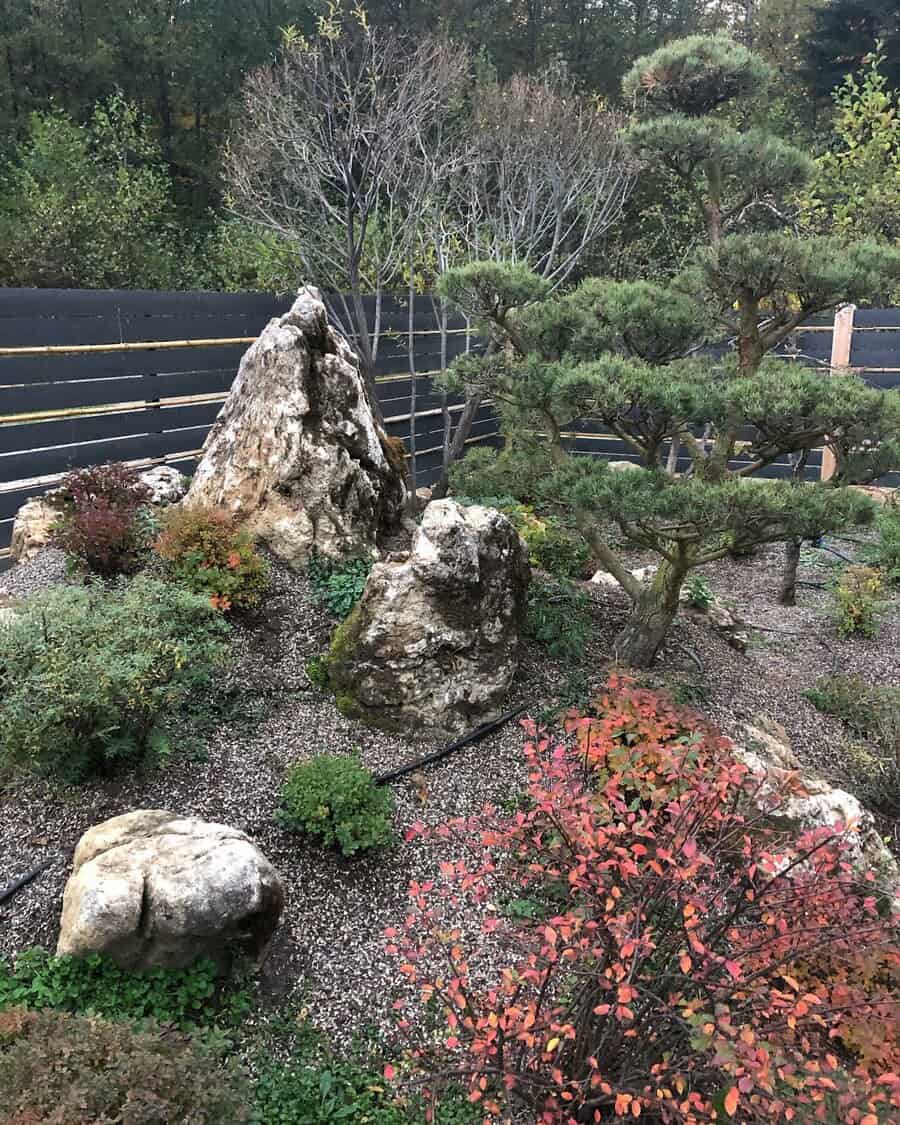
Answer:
[0,1006,253,1123]
[278,753,394,856]
[307,553,373,618]
[0,949,252,1030]
[154,503,270,611]
[0,576,229,780]
[49,461,152,576]
[389,679,900,1124]
[441,33,900,667]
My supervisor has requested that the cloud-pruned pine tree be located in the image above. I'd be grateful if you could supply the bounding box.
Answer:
[440,34,900,668]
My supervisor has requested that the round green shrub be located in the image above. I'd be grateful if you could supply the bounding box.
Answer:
[0,576,229,781]
[0,1006,251,1123]
[277,754,394,856]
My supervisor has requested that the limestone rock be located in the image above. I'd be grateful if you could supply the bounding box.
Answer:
[0,587,21,627]
[735,720,899,896]
[138,465,189,505]
[606,460,643,472]
[327,499,530,736]
[591,564,657,589]
[10,496,59,562]
[681,590,750,653]
[57,811,284,971]
[185,287,406,566]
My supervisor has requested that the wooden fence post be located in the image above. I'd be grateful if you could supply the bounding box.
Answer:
[820,303,855,481]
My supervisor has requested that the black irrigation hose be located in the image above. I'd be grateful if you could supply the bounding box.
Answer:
[0,856,55,907]
[374,704,527,786]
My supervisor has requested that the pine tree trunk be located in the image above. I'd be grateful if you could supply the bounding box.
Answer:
[779,537,802,606]
[613,560,686,669]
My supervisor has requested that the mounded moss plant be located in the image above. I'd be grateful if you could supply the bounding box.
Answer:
[277,754,393,856]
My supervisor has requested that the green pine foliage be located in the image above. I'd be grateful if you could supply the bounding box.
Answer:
[441,33,900,667]
[0,576,229,781]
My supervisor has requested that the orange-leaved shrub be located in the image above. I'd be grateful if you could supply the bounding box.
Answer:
[0,1006,251,1123]
[154,504,269,611]
[388,678,900,1124]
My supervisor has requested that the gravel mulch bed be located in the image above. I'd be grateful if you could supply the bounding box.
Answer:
[0,555,577,1049]
[1,537,897,1048]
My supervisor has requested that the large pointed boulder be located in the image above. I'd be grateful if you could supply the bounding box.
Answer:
[327,499,530,737]
[186,287,407,565]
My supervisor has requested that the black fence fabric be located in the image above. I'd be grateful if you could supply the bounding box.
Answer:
[0,289,500,559]
[1,291,898,564]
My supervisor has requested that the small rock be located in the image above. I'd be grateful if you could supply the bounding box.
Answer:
[606,460,642,472]
[591,564,657,589]
[10,496,59,563]
[57,810,285,972]
[138,465,189,505]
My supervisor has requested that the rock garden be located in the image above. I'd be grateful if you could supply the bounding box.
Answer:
[1,33,900,1125]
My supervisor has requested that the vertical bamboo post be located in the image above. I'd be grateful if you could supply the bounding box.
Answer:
[820,303,855,480]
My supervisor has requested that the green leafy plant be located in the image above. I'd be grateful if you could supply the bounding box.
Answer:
[805,674,900,806]
[670,674,710,706]
[523,576,592,664]
[305,654,331,689]
[0,950,244,1028]
[154,504,269,611]
[0,1006,252,1122]
[867,505,900,583]
[832,564,884,638]
[307,553,372,618]
[0,576,229,781]
[278,754,393,856]
[682,573,714,610]
[49,461,151,576]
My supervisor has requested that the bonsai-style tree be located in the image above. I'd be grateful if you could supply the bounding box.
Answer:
[441,35,900,668]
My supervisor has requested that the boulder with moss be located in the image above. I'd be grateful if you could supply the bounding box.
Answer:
[326,499,530,737]
[185,286,406,566]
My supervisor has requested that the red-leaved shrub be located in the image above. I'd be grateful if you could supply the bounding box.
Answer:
[50,462,150,575]
[388,678,900,1124]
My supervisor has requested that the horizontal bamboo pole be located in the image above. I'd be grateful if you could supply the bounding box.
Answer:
[0,392,226,427]
[0,326,477,359]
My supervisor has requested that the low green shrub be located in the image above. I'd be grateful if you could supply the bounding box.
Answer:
[523,576,592,664]
[278,754,393,856]
[682,573,713,610]
[0,949,250,1028]
[867,505,900,583]
[805,673,900,806]
[832,564,884,638]
[0,1006,252,1122]
[305,654,331,689]
[307,553,372,618]
[0,576,229,781]
[50,461,152,575]
[154,504,269,611]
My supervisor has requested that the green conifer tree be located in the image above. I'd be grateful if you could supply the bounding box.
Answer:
[440,35,900,667]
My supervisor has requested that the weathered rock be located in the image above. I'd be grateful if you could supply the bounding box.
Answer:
[681,590,750,653]
[0,587,21,626]
[57,811,284,971]
[138,465,189,505]
[735,719,899,896]
[591,564,657,589]
[327,499,530,736]
[10,496,59,562]
[185,287,406,566]
[606,460,643,473]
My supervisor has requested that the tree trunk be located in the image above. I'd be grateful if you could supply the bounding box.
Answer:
[779,537,802,606]
[613,559,686,668]
[431,390,482,500]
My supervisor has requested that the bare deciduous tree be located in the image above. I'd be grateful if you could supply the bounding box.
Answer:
[429,72,637,496]
[224,6,468,411]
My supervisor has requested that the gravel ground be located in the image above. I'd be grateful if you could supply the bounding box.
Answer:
[0,554,577,1049]
[1,538,897,1048]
